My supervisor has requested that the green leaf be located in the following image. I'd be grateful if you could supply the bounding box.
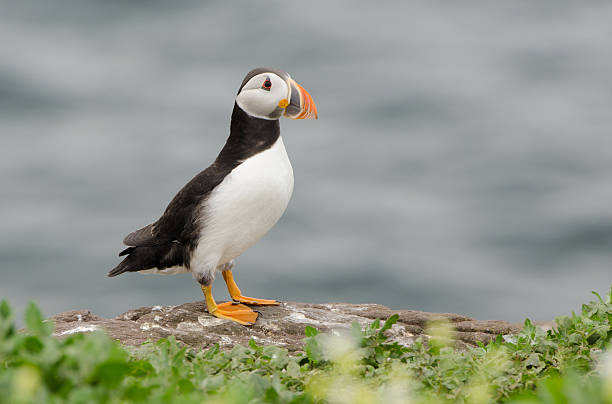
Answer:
[592,290,604,304]
[350,321,363,341]
[0,300,12,319]
[177,378,195,393]
[92,360,130,388]
[381,314,399,333]
[0,300,15,339]
[304,326,318,337]
[304,337,322,364]
[523,318,536,335]
[129,360,155,377]
[21,336,44,353]
[201,374,225,393]
[123,384,156,401]
[525,353,543,369]
[24,302,53,337]
[286,360,300,378]
[264,386,280,401]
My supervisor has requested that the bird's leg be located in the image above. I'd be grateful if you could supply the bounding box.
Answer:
[200,284,258,326]
[220,262,279,306]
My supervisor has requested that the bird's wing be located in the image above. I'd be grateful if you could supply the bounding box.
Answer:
[122,164,232,248]
[123,223,160,247]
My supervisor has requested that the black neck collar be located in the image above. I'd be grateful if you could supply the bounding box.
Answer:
[214,103,280,168]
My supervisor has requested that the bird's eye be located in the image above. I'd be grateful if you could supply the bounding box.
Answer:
[262,78,272,91]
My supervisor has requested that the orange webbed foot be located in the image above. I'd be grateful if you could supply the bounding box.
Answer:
[209,301,259,325]
[201,284,258,326]
[221,266,280,307]
[231,295,280,306]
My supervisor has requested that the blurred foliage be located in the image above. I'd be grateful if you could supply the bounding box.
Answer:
[1,288,612,403]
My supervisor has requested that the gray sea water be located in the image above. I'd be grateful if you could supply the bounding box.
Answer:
[2,1,612,323]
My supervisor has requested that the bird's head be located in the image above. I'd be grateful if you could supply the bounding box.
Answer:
[236,68,317,121]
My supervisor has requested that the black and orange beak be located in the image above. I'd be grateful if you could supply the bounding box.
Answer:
[281,78,318,120]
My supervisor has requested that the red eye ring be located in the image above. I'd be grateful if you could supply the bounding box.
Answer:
[262,79,272,91]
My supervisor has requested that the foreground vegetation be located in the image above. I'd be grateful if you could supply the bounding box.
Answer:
[1,288,612,403]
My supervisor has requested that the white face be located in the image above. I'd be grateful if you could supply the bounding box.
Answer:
[236,73,289,120]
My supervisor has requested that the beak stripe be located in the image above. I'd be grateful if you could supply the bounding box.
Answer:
[294,82,318,120]
[284,78,317,120]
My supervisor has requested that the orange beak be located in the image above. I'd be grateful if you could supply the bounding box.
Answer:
[283,78,318,120]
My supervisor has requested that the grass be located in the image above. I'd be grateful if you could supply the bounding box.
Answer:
[1,287,612,403]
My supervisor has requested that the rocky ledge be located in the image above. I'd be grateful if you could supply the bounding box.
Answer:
[50,301,523,351]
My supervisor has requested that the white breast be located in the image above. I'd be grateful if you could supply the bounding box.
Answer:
[190,137,294,274]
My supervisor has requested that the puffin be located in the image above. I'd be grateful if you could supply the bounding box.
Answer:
[108,68,317,325]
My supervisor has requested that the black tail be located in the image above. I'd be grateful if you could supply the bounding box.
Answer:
[107,243,186,277]
[108,258,133,277]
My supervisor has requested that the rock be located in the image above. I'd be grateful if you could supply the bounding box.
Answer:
[50,301,522,351]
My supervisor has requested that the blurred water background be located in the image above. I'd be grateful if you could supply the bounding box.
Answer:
[2,0,612,323]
